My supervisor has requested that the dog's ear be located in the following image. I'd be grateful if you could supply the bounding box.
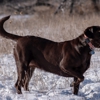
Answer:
[84,26,94,38]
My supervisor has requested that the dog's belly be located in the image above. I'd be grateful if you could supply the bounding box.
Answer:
[29,60,72,77]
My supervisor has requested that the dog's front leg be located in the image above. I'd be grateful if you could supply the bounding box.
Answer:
[60,66,84,95]
[60,62,84,85]
[73,77,80,95]
[70,77,81,95]
[60,65,84,81]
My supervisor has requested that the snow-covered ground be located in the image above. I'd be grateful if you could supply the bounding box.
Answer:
[0,51,100,100]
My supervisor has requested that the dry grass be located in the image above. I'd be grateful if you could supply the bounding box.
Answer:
[0,11,100,54]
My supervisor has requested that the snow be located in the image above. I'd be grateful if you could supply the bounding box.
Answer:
[0,51,100,100]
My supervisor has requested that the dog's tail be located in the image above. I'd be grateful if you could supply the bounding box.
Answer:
[0,16,22,41]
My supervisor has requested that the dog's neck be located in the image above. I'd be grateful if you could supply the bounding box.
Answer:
[84,34,95,55]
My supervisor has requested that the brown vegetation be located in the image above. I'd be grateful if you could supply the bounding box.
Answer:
[0,12,100,54]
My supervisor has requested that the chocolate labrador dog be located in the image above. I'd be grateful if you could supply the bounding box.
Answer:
[0,16,100,95]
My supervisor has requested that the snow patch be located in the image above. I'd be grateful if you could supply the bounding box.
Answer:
[0,52,100,100]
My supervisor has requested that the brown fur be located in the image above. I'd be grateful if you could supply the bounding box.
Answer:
[0,16,100,95]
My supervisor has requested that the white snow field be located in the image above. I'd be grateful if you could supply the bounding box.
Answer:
[0,51,100,100]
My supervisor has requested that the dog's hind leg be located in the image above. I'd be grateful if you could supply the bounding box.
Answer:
[14,48,26,94]
[23,66,35,91]
[15,62,26,94]
[14,48,22,94]
[23,60,39,91]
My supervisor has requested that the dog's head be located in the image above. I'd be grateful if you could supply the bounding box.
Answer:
[84,26,100,48]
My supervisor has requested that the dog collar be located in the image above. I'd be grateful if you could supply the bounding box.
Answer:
[84,34,95,55]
